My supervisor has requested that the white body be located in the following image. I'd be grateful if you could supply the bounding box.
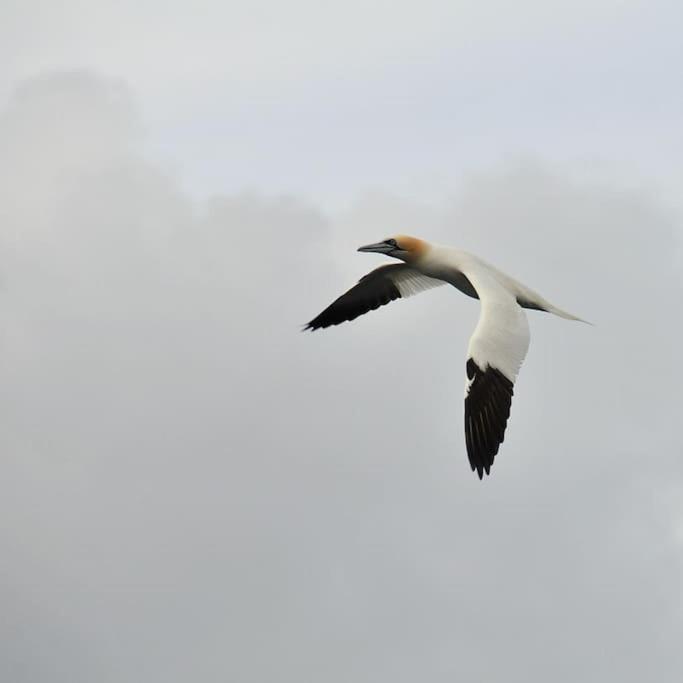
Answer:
[415,244,583,385]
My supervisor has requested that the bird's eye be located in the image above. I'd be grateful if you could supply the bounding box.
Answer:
[385,238,398,248]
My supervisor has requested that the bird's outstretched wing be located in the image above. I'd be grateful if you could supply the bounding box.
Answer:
[305,264,444,331]
[463,269,530,479]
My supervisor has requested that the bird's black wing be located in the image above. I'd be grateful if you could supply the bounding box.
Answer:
[464,358,515,479]
[305,264,443,331]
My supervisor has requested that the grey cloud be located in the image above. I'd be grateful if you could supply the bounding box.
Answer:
[0,73,681,683]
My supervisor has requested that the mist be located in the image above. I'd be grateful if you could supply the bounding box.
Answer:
[0,69,681,682]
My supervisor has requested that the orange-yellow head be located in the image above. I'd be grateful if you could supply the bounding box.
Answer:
[357,235,428,263]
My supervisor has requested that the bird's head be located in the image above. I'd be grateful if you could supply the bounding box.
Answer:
[357,235,428,263]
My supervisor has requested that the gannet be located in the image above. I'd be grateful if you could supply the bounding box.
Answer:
[305,235,586,479]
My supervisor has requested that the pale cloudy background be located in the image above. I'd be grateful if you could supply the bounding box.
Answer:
[1,2,682,682]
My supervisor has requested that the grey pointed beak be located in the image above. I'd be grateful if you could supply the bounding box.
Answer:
[357,242,393,254]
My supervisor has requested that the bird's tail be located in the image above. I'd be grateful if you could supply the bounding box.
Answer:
[543,303,592,325]
[488,264,592,325]
[514,286,592,324]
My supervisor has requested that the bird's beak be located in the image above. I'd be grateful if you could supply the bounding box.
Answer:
[357,242,393,254]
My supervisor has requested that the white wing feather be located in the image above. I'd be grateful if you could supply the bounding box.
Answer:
[464,267,530,387]
[392,268,445,298]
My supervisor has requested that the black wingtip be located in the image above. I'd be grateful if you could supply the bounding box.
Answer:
[465,359,514,481]
[303,265,404,333]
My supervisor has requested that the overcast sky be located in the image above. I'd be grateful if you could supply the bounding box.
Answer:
[1,2,682,682]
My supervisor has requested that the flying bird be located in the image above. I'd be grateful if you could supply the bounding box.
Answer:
[305,235,586,479]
